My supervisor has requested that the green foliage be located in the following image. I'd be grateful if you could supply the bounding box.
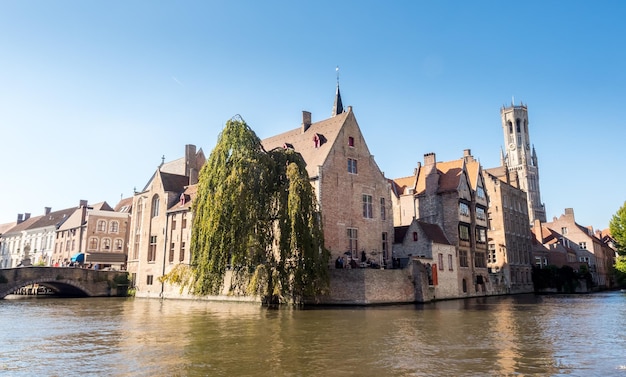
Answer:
[113,273,130,286]
[34,260,46,267]
[532,265,591,293]
[615,255,626,276]
[609,201,626,256]
[163,116,329,304]
[159,264,193,293]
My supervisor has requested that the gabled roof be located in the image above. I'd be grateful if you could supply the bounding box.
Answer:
[29,207,77,229]
[417,221,451,245]
[2,215,43,236]
[465,159,482,190]
[436,159,465,193]
[168,184,197,213]
[261,110,351,178]
[114,197,133,213]
[394,225,409,243]
[160,171,190,193]
[90,202,113,211]
[0,222,16,234]
[391,176,415,197]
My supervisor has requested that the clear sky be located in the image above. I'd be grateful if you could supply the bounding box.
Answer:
[1,1,624,231]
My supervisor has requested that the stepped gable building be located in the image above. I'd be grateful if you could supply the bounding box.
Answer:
[391,150,491,297]
[261,86,394,268]
[494,102,546,223]
[127,144,205,297]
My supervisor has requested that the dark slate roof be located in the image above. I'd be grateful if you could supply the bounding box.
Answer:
[160,171,190,193]
[417,221,451,245]
[394,225,410,243]
[114,197,133,213]
[167,184,197,213]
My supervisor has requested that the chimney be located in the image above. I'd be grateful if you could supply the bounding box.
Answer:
[463,149,471,157]
[24,213,31,221]
[79,199,88,208]
[423,153,439,195]
[17,214,23,224]
[44,207,51,215]
[185,144,196,178]
[302,111,312,133]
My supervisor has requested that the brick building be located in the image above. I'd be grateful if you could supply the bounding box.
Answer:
[391,150,491,297]
[127,144,205,297]
[262,89,394,268]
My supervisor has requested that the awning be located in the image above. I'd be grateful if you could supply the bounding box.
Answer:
[71,253,85,263]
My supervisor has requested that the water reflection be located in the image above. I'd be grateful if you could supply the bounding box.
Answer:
[1,293,625,376]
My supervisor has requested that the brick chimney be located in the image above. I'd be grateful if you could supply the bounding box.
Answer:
[17,213,23,224]
[45,207,51,215]
[423,153,439,195]
[79,199,88,208]
[302,111,312,133]
[24,213,31,221]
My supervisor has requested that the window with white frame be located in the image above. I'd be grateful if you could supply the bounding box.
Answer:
[109,221,119,233]
[97,220,106,232]
[579,242,587,250]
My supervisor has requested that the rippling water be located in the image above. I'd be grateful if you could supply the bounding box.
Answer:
[1,292,625,376]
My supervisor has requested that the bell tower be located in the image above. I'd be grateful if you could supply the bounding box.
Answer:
[501,101,546,223]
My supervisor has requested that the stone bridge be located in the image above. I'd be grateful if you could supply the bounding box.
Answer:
[0,267,129,299]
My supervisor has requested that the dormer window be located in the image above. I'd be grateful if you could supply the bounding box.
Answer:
[180,193,186,206]
[348,136,354,147]
[413,232,418,242]
[283,143,294,150]
[313,135,320,148]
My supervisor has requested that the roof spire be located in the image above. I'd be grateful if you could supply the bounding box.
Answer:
[332,66,344,117]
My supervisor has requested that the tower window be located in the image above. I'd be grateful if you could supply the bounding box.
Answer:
[516,119,521,132]
[508,121,513,134]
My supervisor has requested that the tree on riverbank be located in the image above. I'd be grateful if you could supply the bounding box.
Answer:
[609,201,626,277]
[161,116,329,305]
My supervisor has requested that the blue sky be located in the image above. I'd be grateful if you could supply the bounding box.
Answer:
[1,1,624,231]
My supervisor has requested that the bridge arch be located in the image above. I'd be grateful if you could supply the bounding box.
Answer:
[0,277,97,299]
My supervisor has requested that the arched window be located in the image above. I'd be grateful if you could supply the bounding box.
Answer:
[109,221,119,233]
[97,220,106,232]
[114,239,123,251]
[516,118,521,132]
[151,195,160,217]
[102,238,111,250]
[89,238,98,250]
[462,278,467,293]
[508,121,513,134]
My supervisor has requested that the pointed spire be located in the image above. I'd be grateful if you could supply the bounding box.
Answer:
[332,66,344,117]
[500,147,506,166]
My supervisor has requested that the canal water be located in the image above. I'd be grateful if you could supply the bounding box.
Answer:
[1,292,625,376]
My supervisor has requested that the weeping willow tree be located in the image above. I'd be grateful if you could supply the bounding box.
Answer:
[163,116,329,305]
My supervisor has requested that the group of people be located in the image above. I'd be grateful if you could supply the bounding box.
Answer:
[335,254,381,269]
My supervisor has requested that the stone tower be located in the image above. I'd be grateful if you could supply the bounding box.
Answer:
[501,102,546,223]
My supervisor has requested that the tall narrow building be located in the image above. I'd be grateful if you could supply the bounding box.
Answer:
[500,102,546,223]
